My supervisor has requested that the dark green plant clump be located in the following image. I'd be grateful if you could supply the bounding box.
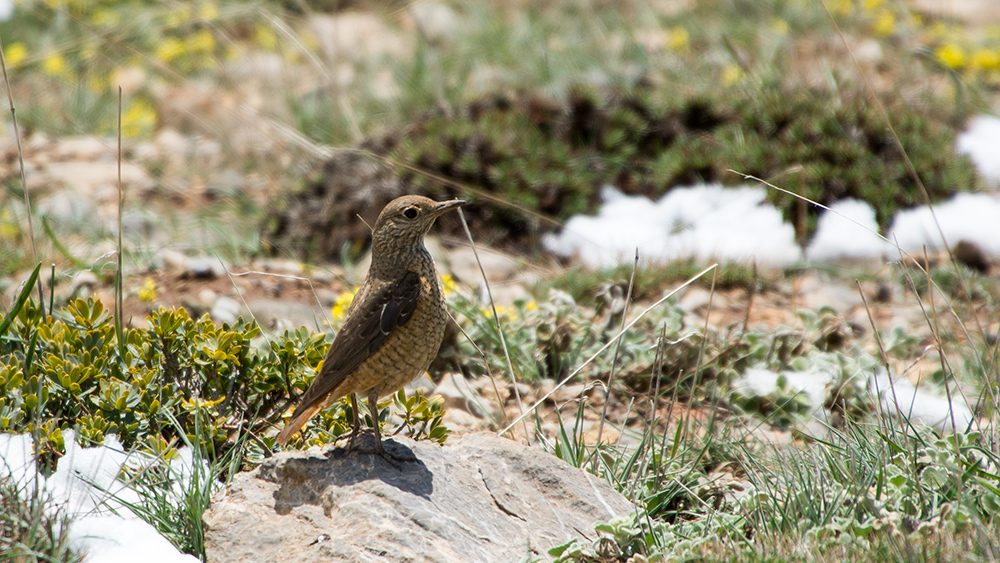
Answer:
[363,85,979,246]
[268,84,979,261]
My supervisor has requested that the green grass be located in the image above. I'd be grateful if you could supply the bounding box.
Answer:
[0,475,80,562]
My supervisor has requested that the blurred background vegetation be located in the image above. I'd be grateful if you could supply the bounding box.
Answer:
[0,0,998,274]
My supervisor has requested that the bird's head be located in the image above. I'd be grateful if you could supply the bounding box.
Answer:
[370,195,465,256]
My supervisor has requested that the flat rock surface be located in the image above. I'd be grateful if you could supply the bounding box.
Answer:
[204,432,636,563]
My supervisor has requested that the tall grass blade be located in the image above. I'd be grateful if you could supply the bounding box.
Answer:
[0,262,41,337]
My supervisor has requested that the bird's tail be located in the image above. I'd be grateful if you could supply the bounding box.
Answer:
[276,403,322,445]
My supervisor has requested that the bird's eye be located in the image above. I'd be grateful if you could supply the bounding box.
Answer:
[403,207,418,219]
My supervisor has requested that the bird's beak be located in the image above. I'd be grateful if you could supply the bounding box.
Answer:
[433,199,466,216]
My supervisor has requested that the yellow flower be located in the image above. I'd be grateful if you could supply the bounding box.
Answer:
[481,305,516,321]
[722,63,744,85]
[4,42,27,68]
[155,37,186,64]
[862,0,883,12]
[0,218,18,239]
[199,2,219,21]
[301,30,320,52]
[331,287,358,320]
[667,26,689,52]
[927,22,954,40]
[873,11,895,37]
[771,18,789,36]
[255,22,278,51]
[188,29,216,54]
[440,274,457,296]
[936,43,965,69]
[828,0,852,16]
[165,4,193,27]
[969,48,1000,72]
[225,44,243,61]
[93,8,121,28]
[524,300,537,311]
[86,72,109,94]
[121,99,157,137]
[42,52,70,77]
[138,277,157,302]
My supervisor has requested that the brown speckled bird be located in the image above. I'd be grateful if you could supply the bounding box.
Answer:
[276,195,465,455]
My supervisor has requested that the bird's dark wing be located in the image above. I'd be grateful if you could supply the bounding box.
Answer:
[292,270,422,414]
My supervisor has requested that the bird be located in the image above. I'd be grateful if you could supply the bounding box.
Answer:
[276,195,466,457]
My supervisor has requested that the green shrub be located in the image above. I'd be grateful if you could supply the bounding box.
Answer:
[0,293,449,471]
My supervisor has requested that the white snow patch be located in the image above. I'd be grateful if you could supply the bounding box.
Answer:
[0,431,202,563]
[733,368,976,434]
[887,192,1000,256]
[957,115,1000,188]
[806,199,893,261]
[543,184,802,268]
[870,375,976,433]
[734,368,834,413]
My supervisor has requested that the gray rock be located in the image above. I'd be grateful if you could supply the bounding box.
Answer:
[37,189,94,222]
[447,246,527,284]
[68,271,100,300]
[247,298,321,332]
[308,12,408,61]
[53,136,113,160]
[211,296,242,326]
[156,249,189,274]
[43,161,152,195]
[207,168,246,199]
[432,373,498,421]
[204,433,635,563]
[252,258,305,277]
[155,128,190,157]
[678,287,712,313]
[185,255,227,279]
[798,275,862,312]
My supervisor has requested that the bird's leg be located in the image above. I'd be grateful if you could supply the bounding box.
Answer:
[345,393,363,449]
[366,390,411,465]
[367,389,384,456]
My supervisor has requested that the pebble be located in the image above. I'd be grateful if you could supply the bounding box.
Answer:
[253,259,304,277]
[197,289,218,306]
[797,274,863,312]
[310,269,337,286]
[37,189,94,222]
[157,249,189,274]
[185,256,227,279]
[206,168,246,200]
[315,289,339,308]
[246,298,319,332]
[433,372,489,416]
[447,246,524,286]
[678,287,713,313]
[440,408,485,433]
[210,296,242,326]
[53,136,113,160]
[551,383,590,404]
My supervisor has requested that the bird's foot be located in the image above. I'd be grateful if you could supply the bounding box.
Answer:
[343,428,375,450]
[347,434,415,467]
